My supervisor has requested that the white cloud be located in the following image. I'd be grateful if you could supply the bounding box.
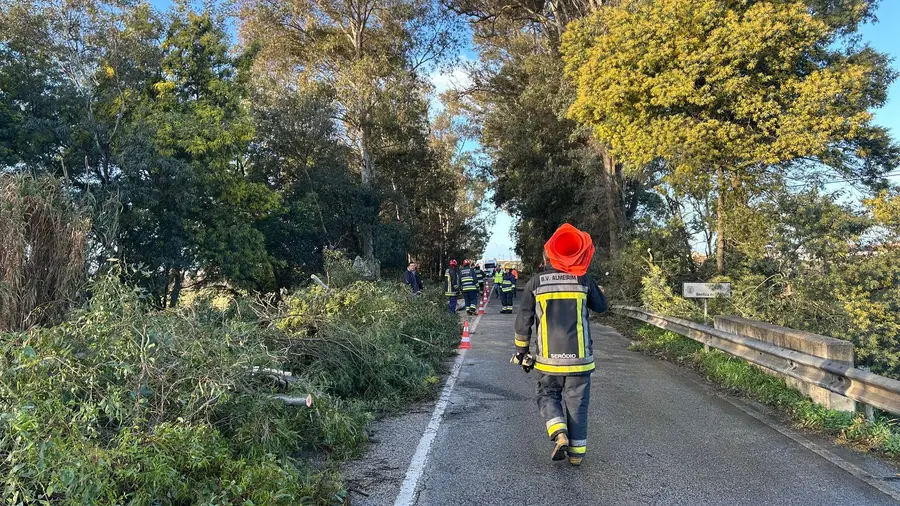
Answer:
[430,67,472,95]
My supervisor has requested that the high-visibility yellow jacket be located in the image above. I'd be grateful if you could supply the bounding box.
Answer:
[513,268,607,376]
[493,271,503,283]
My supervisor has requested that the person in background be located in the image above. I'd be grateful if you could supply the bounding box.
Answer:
[459,260,479,315]
[443,260,460,313]
[511,266,519,298]
[492,268,503,299]
[404,262,423,295]
[500,264,516,313]
[475,264,486,293]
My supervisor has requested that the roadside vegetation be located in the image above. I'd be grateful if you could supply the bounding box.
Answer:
[0,255,459,504]
[607,315,900,462]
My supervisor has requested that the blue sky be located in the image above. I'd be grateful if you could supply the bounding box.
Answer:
[860,2,900,150]
[150,0,900,258]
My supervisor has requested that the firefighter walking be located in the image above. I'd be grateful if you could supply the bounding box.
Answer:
[500,264,516,313]
[459,260,479,315]
[512,224,607,466]
[443,259,460,314]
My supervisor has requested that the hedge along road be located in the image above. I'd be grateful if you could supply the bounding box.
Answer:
[345,291,900,505]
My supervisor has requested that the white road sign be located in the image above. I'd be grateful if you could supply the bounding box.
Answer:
[683,282,732,299]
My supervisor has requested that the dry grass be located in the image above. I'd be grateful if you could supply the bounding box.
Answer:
[0,174,88,331]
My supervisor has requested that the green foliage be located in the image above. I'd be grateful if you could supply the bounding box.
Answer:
[118,7,280,303]
[455,49,620,264]
[246,78,378,289]
[563,0,896,179]
[1,0,484,308]
[276,271,460,410]
[238,0,466,262]
[622,184,900,380]
[0,264,459,503]
[639,263,702,321]
[625,323,900,459]
[561,0,898,273]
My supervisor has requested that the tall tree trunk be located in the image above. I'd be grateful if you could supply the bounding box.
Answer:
[359,122,375,261]
[716,166,726,275]
[169,268,183,308]
[705,198,713,259]
[602,150,620,256]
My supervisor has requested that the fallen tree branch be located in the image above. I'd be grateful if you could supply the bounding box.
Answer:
[249,366,298,387]
[271,394,313,407]
[399,332,440,348]
[310,274,329,291]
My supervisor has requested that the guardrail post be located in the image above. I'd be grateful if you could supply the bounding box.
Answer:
[859,366,876,421]
[702,300,710,353]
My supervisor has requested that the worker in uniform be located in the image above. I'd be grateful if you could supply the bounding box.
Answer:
[492,268,503,299]
[475,264,486,293]
[443,259,460,314]
[511,266,519,298]
[512,224,607,466]
[500,264,516,313]
[459,260,479,315]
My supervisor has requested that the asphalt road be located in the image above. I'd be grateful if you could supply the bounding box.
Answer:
[344,292,900,506]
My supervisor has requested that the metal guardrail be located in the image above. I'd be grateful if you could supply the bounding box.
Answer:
[612,305,900,415]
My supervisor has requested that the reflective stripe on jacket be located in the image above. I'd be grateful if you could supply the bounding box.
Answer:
[514,268,607,376]
[459,267,478,291]
[475,269,485,283]
[443,268,459,296]
[501,273,515,292]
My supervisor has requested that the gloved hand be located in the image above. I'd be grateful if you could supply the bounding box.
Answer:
[521,354,534,373]
[510,352,535,373]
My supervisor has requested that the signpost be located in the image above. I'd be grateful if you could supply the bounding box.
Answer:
[683,283,732,351]
[682,283,732,299]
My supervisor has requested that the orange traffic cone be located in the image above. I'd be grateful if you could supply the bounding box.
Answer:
[478,299,485,315]
[459,321,472,349]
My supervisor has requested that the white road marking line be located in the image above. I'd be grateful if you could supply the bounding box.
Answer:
[392,291,490,506]
[392,348,466,506]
